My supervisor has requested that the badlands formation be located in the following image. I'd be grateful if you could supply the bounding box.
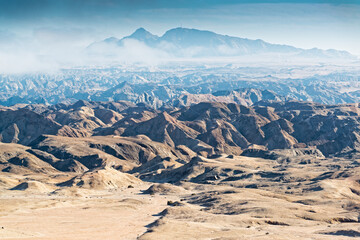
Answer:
[1,100,360,239]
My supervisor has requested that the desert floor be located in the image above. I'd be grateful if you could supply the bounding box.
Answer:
[0,183,178,240]
[1,155,360,239]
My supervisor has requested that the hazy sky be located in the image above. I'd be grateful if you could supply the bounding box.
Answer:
[0,0,359,72]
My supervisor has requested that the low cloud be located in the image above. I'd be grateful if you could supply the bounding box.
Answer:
[0,27,356,74]
[0,31,171,74]
[86,38,170,65]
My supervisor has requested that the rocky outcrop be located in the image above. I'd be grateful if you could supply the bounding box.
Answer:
[0,109,61,145]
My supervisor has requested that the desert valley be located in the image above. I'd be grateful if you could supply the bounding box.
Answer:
[1,1,360,239]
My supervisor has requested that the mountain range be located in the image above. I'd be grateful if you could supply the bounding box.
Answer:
[2,69,360,107]
[2,99,360,159]
[87,27,355,59]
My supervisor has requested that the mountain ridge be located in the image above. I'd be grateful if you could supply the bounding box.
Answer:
[88,27,355,59]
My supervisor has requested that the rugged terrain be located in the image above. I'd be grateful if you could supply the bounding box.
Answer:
[1,63,360,107]
[1,99,360,239]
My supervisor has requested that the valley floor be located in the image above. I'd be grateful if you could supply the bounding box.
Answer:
[0,184,175,240]
[1,154,360,239]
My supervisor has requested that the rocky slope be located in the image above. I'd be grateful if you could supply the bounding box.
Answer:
[2,100,360,158]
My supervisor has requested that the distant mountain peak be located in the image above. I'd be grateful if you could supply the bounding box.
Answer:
[128,28,158,39]
[123,27,159,46]
[130,27,150,36]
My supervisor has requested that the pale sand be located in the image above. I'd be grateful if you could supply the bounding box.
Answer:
[0,184,177,240]
[1,154,360,239]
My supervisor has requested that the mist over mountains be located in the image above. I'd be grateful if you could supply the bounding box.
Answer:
[87,27,355,60]
[0,27,357,74]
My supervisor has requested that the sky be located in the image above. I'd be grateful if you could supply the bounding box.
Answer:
[0,0,359,72]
